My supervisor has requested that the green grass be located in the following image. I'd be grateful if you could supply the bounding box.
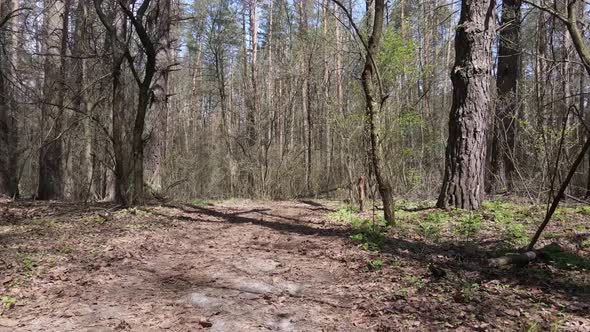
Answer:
[350,229,385,251]
[366,259,384,271]
[404,275,426,288]
[412,210,448,241]
[190,198,211,207]
[455,213,483,238]
[505,222,529,245]
[30,218,57,227]
[459,282,480,302]
[328,207,360,224]
[577,206,590,216]
[417,220,441,241]
[328,206,388,251]
[543,244,590,270]
[15,252,37,272]
[0,296,16,310]
[482,201,531,245]
[425,210,449,223]
[483,201,521,224]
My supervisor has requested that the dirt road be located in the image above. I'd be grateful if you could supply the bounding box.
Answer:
[1,199,589,331]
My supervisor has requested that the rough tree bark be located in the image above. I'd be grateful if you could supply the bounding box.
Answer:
[437,0,496,210]
[38,0,69,200]
[93,0,130,205]
[360,0,395,224]
[124,1,157,206]
[358,176,366,212]
[111,11,130,205]
[0,0,20,197]
[145,0,173,193]
[94,0,158,205]
[72,0,97,201]
[490,0,521,193]
[332,0,394,223]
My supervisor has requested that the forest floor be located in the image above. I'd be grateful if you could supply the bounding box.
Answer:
[0,198,590,331]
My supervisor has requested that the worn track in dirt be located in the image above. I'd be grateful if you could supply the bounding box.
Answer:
[1,200,375,331]
[2,199,590,331]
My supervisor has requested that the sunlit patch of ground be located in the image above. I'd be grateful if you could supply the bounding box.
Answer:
[0,199,589,331]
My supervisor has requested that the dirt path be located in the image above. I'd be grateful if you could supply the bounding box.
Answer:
[1,199,590,331]
[0,200,381,331]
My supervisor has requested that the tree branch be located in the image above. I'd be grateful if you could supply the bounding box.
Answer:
[330,0,388,103]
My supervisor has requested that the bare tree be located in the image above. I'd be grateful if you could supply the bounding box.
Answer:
[0,0,21,197]
[145,0,174,193]
[490,0,521,193]
[37,0,70,200]
[94,0,161,205]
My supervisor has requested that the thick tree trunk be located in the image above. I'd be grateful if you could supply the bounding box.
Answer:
[38,0,69,200]
[146,0,172,193]
[490,0,521,193]
[72,0,96,201]
[129,48,157,206]
[109,8,130,205]
[0,0,19,197]
[437,0,496,210]
[111,54,128,205]
[94,0,157,206]
[131,88,151,205]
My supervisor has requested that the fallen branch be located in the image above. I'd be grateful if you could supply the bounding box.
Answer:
[488,243,561,267]
[564,193,589,205]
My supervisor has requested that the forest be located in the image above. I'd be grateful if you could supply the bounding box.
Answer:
[1,0,590,330]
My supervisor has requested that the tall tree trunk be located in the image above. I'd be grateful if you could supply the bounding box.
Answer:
[244,0,258,195]
[72,0,95,201]
[323,0,332,186]
[0,0,20,197]
[0,60,14,197]
[437,0,496,210]
[146,0,172,193]
[490,0,521,193]
[298,0,311,193]
[266,0,273,145]
[360,0,395,224]
[131,84,151,205]
[94,0,157,205]
[110,8,130,205]
[38,0,69,200]
[584,71,590,197]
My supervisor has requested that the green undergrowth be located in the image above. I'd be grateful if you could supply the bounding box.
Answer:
[189,198,211,207]
[542,244,590,271]
[328,200,559,248]
[1,296,16,311]
[328,205,386,251]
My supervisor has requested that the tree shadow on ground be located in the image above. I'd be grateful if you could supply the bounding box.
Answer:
[162,202,590,318]
[163,203,351,237]
[297,200,335,212]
